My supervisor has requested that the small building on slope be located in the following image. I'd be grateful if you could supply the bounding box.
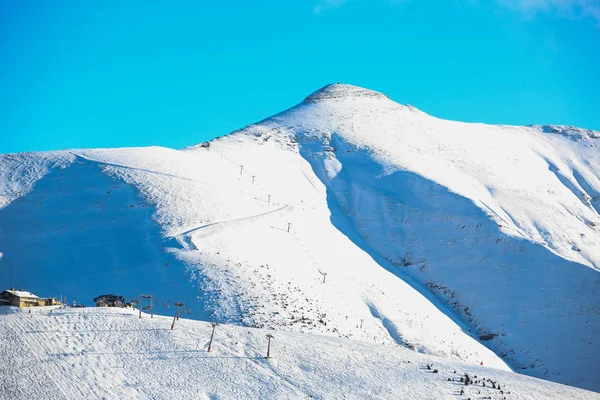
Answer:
[0,288,60,308]
[93,294,126,308]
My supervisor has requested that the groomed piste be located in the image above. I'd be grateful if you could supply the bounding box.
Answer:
[0,306,597,400]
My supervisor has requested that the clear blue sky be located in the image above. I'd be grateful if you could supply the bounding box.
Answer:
[1,0,599,153]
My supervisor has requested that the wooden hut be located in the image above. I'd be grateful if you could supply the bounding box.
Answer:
[93,294,126,307]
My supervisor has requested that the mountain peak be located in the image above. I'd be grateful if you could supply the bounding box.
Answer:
[303,83,388,103]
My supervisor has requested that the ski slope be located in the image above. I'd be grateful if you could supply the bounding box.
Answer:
[0,84,599,392]
[236,84,600,390]
[0,306,596,400]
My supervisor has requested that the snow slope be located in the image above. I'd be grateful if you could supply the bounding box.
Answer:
[236,84,600,390]
[0,84,599,392]
[0,306,597,400]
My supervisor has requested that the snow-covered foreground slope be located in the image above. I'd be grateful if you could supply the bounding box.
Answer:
[0,307,597,400]
[0,84,599,392]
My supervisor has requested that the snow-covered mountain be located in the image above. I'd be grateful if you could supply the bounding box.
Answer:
[0,84,598,393]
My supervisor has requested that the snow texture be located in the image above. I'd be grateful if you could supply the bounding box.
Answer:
[0,306,597,400]
[4,290,40,299]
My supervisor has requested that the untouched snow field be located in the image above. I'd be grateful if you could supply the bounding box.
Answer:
[0,306,597,400]
[0,84,599,394]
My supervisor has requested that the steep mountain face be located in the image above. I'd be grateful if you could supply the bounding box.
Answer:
[0,84,598,391]
[244,84,600,390]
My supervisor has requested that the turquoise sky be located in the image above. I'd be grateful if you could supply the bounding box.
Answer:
[1,0,599,153]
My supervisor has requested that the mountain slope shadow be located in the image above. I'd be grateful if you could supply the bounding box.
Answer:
[0,157,213,319]
[298,132,600,391]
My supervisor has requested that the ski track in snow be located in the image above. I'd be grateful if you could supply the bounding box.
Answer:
[171,204,292,251]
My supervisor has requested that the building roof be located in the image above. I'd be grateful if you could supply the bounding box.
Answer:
[3,290,39,299]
